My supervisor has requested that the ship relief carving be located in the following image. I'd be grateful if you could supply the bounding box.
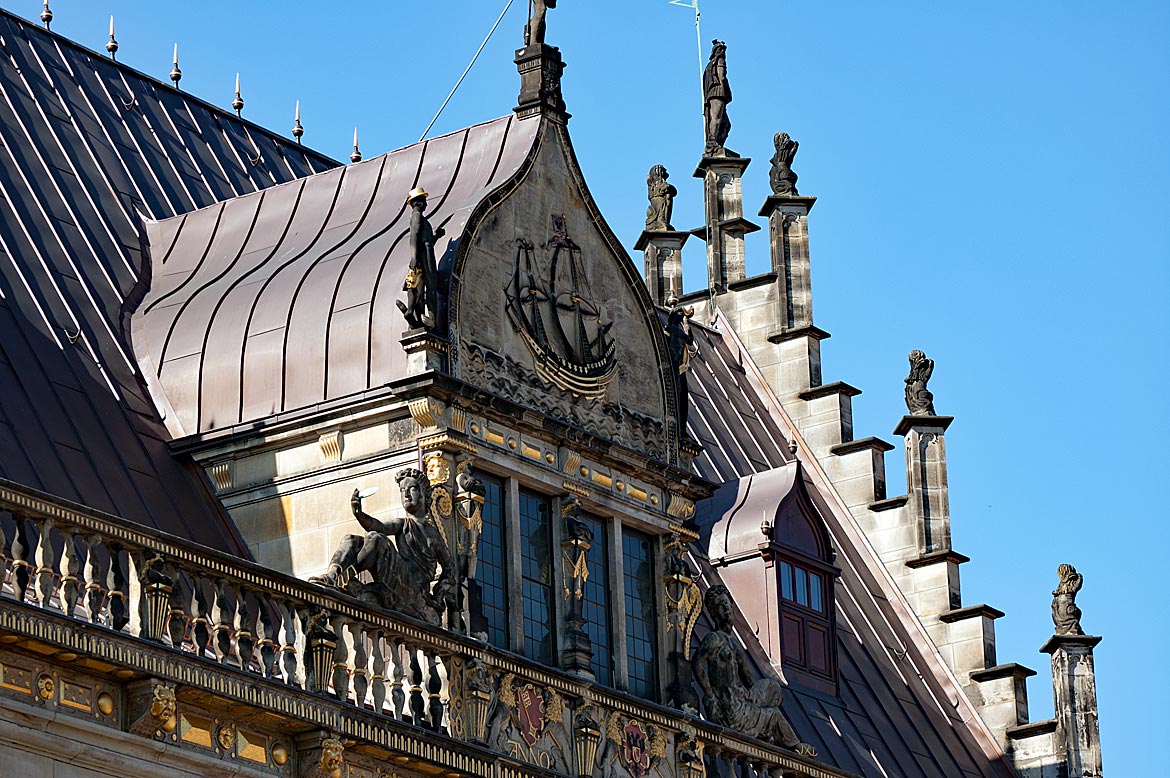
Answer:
[485,673,571,772]
[505,216,618,400]
[462,340,665,460]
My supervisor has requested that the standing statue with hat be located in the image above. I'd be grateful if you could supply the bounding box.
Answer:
[703,40,734,157]
[527,0,557,47]
[398,188,446,330]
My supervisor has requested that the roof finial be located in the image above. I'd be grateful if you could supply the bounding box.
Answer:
[292,101,304,144]
[169,44,182,89]
[231,73,244,116]
[106,16,118,60]
[350,127,362,163]
[40,1,52,30]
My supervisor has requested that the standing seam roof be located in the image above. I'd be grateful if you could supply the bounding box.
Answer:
[0,9,337,553]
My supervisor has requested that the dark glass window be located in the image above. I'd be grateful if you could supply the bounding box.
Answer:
[478,475,508,648]
[519,491,554,663]
[779,559,825,615]
[580,515,611,685]
[622,529,657,700]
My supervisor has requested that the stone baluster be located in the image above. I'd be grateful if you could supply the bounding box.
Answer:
[351,623,369,708]
[58,527,81,617]
[391,639,407,719]
[279,600,300,687]
[256,599,278,679]
[210,578,234,663]
[371,631,388,714]
[83,535,105,623]
[9,512,33,602]
[426,650,444,730]
[191,574,212,656]
[166,571,187,648]
[235,586,255,671]
[330,614,351,702]
[33,518,56,608]
[106,543,129,630]
[408,644,426,725]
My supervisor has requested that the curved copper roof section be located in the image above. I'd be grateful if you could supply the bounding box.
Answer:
[132,115,539,436]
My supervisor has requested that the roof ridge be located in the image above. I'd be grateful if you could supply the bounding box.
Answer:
[0,6,339,167]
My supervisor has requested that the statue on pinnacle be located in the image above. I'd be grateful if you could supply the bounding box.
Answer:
[703,40,734,157]
[527,0,557,47]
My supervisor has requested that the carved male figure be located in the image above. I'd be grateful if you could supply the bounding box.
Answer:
[904,349,936,415]
[1052,563,1084,635]
[769,133,800,196]
[645,164,677,231]
[703,40,733,156]
[311,468,455,626]
[528,0,558,46]
[397,188,446,330]
[665,302,696,434]
[691,585,803,749]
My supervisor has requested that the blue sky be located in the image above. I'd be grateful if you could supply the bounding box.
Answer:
[31,0,1169,772]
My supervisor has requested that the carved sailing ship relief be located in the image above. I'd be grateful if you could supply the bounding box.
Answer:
[505,217,618,399]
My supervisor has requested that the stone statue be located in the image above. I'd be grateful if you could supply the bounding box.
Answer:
[769,133,800,196]
[645,165,677,231]
[527,0,557,46]
[904,349,936,415]
[691,585,805,750]
[665,302,695,435]
[703,40,733,157]
[310,468,456,626]
[1052,564,1084,636]
[397,188,446,330]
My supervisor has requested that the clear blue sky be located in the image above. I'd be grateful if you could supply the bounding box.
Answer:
[31,0,1168,772]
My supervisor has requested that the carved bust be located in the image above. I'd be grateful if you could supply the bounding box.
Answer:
[691,585,804,749]
[645,165,677,231]
[310,468,456,626]
[904,349,936,415]
[1052,564,1084,636]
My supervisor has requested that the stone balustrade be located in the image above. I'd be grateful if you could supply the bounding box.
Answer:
[0,478,843,778]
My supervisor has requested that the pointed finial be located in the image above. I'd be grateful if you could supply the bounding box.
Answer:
[40,1,53,30]
[231,73,244,116]
[292,100,304,144]
[350,127,362,163]
[169,44,182,89]
[106,16,118,60]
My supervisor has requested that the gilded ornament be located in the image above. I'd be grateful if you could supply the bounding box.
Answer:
[425,454,451,486]
[217,722,237,752]
[96,691,115,716]
[35,673,55,700]
[271,742,289,766]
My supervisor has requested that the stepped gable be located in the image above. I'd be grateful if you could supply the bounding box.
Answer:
[687,318,1016,777]
[0,9,337,554]
[133,115,539,438]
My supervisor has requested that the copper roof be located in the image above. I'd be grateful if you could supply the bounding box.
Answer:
[133,115,539,437]
[0,9,336,553]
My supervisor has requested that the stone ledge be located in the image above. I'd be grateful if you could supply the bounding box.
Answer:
[904,549,971,568]
[693,154,751,178]
[688,217,763,242]
[797,381,862,401]
[830,436,895,456]
[633,229,691,251]
[938,604,1006,623]
[726,272,779,294]
[969,663,1038,683]
[868,495,909,512]
[1007,719,1058,740]
[1041,633,1103,654]
[768,325,832,344]
[893,415,954,436]
[759,194,818,217]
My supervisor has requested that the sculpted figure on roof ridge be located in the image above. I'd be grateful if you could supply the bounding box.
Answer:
[645,165,677,231]
[691,585,805,750]
[398,188,447,332]
[1052,563,1085,636]
[527,0,558,46]
[904,349,936,415]
[310,468,456,626]
[769,133,800,196]
[703,40,734,157]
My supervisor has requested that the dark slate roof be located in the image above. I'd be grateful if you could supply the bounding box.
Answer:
[0,9,338,553]
[687,314,1016,778]
[132,114,539,437]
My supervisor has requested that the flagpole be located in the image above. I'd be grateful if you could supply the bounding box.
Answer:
[669,0,704,142]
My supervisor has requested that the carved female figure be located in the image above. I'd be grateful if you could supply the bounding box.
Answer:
[1052,564,1084,636]
[904,349,936,415]
[769,133,800,196]
[645,165,677,231]
[691,585,802,749]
